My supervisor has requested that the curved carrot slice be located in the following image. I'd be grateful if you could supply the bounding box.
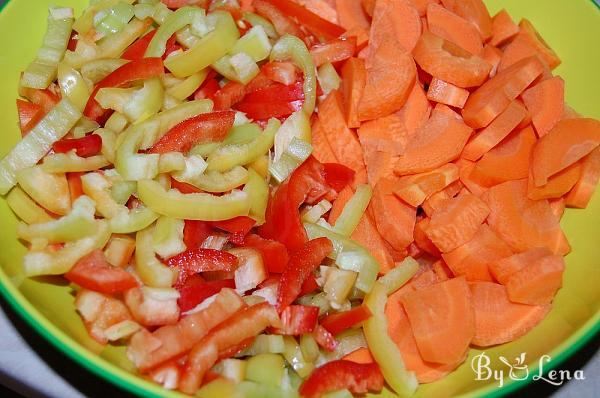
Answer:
[310,37,356,67]
[421,179,463,216]
[506,253,565,305]
[549,198,566,220]
[412,31,491,88]
[455,158,487,197]
[489,247,551,285]
[394,163,459,207]
[442,224,512,281]
[499,19,561,71]
[395,111,473,175]
[400,277,474,365]
[425,192,490,252]
[372,177,416,252]
[527,162,582,200]
[396,82,431,136]
[471,125,537,187]
[342,347,375,364]
[521,76,564,137]
[361,0,375,16]
[336,0,370,31]
[413,217,441,256]
[409,0,440,16]
[565,148,600,209]
[370,0,422,53]
[490,9,519,47]
[469,281,550,347]
[358,38,416,121]
[444,0,492,41]
[462,100,528,161]
[426,78,470,109]
[426,3,482,55]
[296,0,339,24]
[531,118,600,187]
[341,57,366,128]
[351,210,396,274]
[462,55,545,129]
[431,103,461,120]
[329,185,353,225]
[481,44,502,78]
[311,117,339,163]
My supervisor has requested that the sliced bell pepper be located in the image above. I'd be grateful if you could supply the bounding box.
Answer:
[331,184,372,237]
[18,87,60,114]
[262,61,299,85]
[243,234,289,274]
[16,166,71,215]
[298,360,384,398]
[5,186,54,225]
[212,216,256,244]
[312,324,338,352]
[146,6,206,58]
[213,81,247,110]
[317,62,341,97]
[242,11,278,39]
[270,137,313,183]
[194,78,220,100]
[16,99,44,136]
[243,168,269,224]
[300,274,319,296]
[243,81,304,103]
[276,237,333,311]
[167,69,209,101]
[65,249,138,294]
[122,29,157,60]
[176,275,235,312]
[183,219,213,249]
[320,306,372,336]
[152,216,186,258]
[57,63,91,112]
[135,225,179,288]
[323,163,355,193]
[276,305,319,335]
[310,37,356,67]
[166,248,239,286]
[186,166,249,194]
[52,134,103,157]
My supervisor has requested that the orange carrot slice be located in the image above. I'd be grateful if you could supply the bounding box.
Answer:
[469,281,550,347]
[426,77,470,109]
[549,198,566,220]
[444,0,492,41]
[297,0,339,24]
[498,19,561,71]
[565,147,600,209]
[442,224,513,281]
[521,76,564,137]
[432,259,453,281]
[370,0,422,53]
[531,118,600,187]
[421,179,463,216]
[310,37,356,67]
[527,162,582,200]
[455,158,488,197]
[400,276,474,365]
[341,57,367,129]
[394,163,459,206]
[506,253,565,305]
[431,103,461,120]
[562,103,582,121]
[328,185,353,225]
[361,0,375,16]
[413,217,441,256]
[481,44,502,78]
[412,31,491,88]
[426,3,482,55]
[489,247,552,285]
[351,210,396,274]
[408,0,440,16]
[396,82,432,136]
[311,117,338,163]
[342,347,375,364]
[490,9,519,47]
[395,111,473,175]
[336,0,370,31]
[425,191,490,252]
[462,100,528,161]
[462,55,545,129]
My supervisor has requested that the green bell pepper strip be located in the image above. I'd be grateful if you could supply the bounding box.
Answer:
[318,328,368,364]
[57,63,90,112]
[158,152,186,173]
[242,12,278,39]
[301,199,332,224]
[96,78,164,123]
[243,168,269,224]
[184,166,249,193]
[212,53,260,85]
[164,11,240,78]
[137,179,251,221]
[152,216,186,258]
[363,281,419,397]
[135,225,178,288]
[332,184,372,237]
[23,220,111,277]
[72,118,100,138]
[270,35,317,115]
[16,166,71,216]
[41,153,110,173]
[5,187,54,225]
[0,98,81,195]
[104,112,129,134]
[145,6,206,58]
[207,118,280,172]
[245,354,285,387]
[378,257,419,295]
[21,7,74,89]
[273,110,311,163]
[300,334,320,363]
[17,196,97,243]
[93,1,135,36]
[269,137,313,183]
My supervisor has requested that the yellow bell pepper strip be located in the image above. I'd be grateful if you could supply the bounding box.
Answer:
[115,122,161,181]
[21,7,74,90]
[332,184,372,237]
[57,63,90,112]
[97,77,164,123]
[246,353,285,387]
[17,196,97,243]
[80,59,128,84]
[273,110,311,163]
[212,53,260,85]
[269,137,313,183]
[166,69,209,101]
[243,168,269,224]
[104,112,129,134]
[317,62,341,98]
[184,166,249,193]
[23,220,111,277]
[378,257,419,295]
[152,216,186,259]
[0,98,81,195]
[232,26,273,61]
[16,166,71,215]
[239,334,286,356]
[5,187,54,225]
[137,179,251,221]
[283,335,315,378]
[158,152,186,173]
[94,129,118,163]
[207,118,280,172]
[363,281,419,397]
[135,226,178,288]
[134,3,156,20]
[301,199,332,224]
[72,0,134,34]
[190,122,262,157]
[242,12,278,39]
[41,152,110,173]
[145,6,206,58]
[270,35,317,115]
[164,11,240,78]
[109,206,160,234]
[93,1,135,36]
[72,118,100,138]
[110,180,137,205]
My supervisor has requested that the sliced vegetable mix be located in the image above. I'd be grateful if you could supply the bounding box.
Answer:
[1,1,600,397]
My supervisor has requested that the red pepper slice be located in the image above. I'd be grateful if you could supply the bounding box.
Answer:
[183,220,212,249]
[161,0,209,9]
[193,78,221,100]
[65,250,138,294]
[166,248,239,287]
[262,61,299,85]
[176,275,235,312]
[242,234,289,273]
[245,70,279,93]
[323,163,356,193]
[312,324,338,352]
[299,360,384,398]
[163,34,181,59]
[254,0,307,42]
[274,305,319,335]
[20,87,60,114]
[148,110,235,154]
[320,305,372,336]
[289,156,335,205]
[171,178,204,195]
[235,99,304,120]
[67,30,78,52]
[67,172,84,203]
[243,81,305,103]
[52,134,103,157]
[16,99,44,136]
[122,29,157,61]
[213,81,247,110]
[299,274,319,296]
[310,37,357,67]
[84,57,165,122]
[276,237,333,311]
[212,216,256,245]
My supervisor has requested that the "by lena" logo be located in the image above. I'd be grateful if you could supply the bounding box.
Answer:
[471,352,585,387]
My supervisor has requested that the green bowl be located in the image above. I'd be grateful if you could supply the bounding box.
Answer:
[0,0,598,397]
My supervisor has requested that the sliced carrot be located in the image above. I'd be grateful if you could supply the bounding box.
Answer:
[351,210,396,274]
[421,179,463,216]
[395,82,432,136]
[370,0,422,53]
[455,158,488,197]
[412,31,491,88]
[296,0,339,24]
[394,163,459,206]
[562,103,582,120]
[254,0,306,39]
[469,281,550,347]
[358,38,417,121]
[371,177,416,252]
[361,0,376,16]
[549,198,566,220]
[506,253,565,305]
[395,111,473,175]
[462,100,528,161]
[426,77,469,109]
[425,191,490,252]
[432,259,453,281]
[462,55,545,129]
[489,247,552,285]
[565,147,600,209]
[413,217,441,257]
[67,172,85,203]
[310,37,356,67]
[319,90,368,185]
[481,44,502,78]
[341,57,367,129]
[311,117,339,163]
[471,125,537,187]
[328,185,353,225]
[527,162,582,201]
[443,0,492,41]
[409,0,439,16]
[514,98,532,131]
[531,118,600,187]
[442,224,512,281]
[431,103,461,120]
[336,0,370,31]
[485,180,570,255]
[401,276,474,365]
[342,347,375,364]
[490,9,519,47]
[521,76,564,137]
[426,3,482,55]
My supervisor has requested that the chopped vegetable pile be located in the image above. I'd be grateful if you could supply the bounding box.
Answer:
[1,0,599,396]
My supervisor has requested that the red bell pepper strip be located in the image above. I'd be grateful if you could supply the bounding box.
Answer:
[298,360,384,398]
[289,156,335,205]
[299,274,319,296]
[166,248,239,287]
[65,250,139,294]
[212,216,255,245]
[213,81,247,111]
[52,134,103,157]
[122,30,157,61]
[245,70,278,93]
[217,336,256,361]
[235,99,304,120]
[16,99,44,136]
[161,0,209,9]
[67,172,84,203]
[254,0,307,41]
[242,234,289,273]
[320,305,372,336]
[67,31,78,52]
[148,110,235,153]
[183,220,212,249]
[171,178,204,195]
[310,37,357,67]
[276,237,333,311]
[20,87,60,114]
[84,57,165,122]
[193,78,220,100]
[176,275,235,312]
[243,81,305,103]
[313,324,338,352]
[275,305,319,335]
[163,34,182,60]
[262,61,299,86]
[323,163,356,193]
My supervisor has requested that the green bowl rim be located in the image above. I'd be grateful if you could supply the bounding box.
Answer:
[0,0,599,397]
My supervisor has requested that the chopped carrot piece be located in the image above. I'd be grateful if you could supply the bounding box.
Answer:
[341,57,367,128]
[351,210,396,274]
[455,158,488,197]
[527,162,582,200]
[562,103,582,120]
[426,77,470,109]
[336,0,370,31]
[413,217,441,256]
[565,148,600,209]
[490,9,519,47]
[254,0,306,39]
[431,103,461,120]
[421,180,463,216]
[489,247,552,285]
[481,44,502,78]
[521,76,564,137]
[432,259,453,281]
[443,0,492,41]
[531,118,600,187]
[328,185,353,225]
[342,347,374,364]
[396,82,431,136]
[498,19,561,71]
[506,253,565,305]
[297,0,339,24]
[425,191,490,252]
[67,172,84,203]
[426,3,482,55]
[469,282,550,347]
[310,37,356,67]
[311,117,339,163]
[361,0,376,16]
[394,163,459,206]
[549,198,566,220]
[413,31,491,88]
[370,0,422,53]
[462,100,528,161]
